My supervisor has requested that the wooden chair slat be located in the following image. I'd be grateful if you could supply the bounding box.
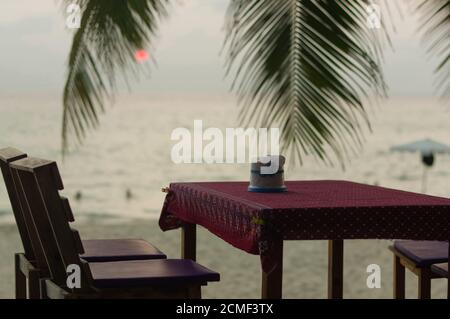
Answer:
[60,197,75,222]
[10,157,63,189]
[10,157,53,171]
[0,147,27,163]
[10,168,47,270]
[70,228,85,255]
[34,166,84,267]
[14,168,68,285]
[0,149,35,259]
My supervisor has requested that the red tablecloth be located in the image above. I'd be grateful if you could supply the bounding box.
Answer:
[159,181,450,271]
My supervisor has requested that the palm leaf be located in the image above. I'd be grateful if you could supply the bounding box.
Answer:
[417,0,449,97]
[224,0,391,165]
[61,0,170,154]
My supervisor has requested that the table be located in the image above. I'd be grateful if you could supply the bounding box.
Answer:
[159,181,450,298]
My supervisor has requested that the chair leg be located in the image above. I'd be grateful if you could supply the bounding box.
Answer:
[28,269,41,299]
[15,254,26,299]
[393,255,405,299]
[39,279,48,299]
[418,268,431,299]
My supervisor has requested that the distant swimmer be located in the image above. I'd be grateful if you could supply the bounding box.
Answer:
[75,191,82,201]
[126,189,133,200]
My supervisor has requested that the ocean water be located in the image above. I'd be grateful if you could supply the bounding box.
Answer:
[0,94,449,223]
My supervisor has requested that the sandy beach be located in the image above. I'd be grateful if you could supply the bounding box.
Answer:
[0,219,447,299]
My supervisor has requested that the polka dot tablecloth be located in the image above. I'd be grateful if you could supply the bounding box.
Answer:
[159,181,450,272]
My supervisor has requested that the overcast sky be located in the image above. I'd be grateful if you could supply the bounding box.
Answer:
[0,0,441,97]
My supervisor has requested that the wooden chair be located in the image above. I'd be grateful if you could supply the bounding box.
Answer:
[389,240,448,299]
[0,148,42,298]
[10,156,219,298]
[0,147,166,298]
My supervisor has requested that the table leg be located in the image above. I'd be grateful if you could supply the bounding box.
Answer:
[393,255,405,299]
[261,240,283,299]
[181,223,197,261]
[328,239,344,299]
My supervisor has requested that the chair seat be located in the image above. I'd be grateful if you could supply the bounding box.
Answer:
[89,259,220,289]
[431,263,448,278]
[80,239,166,262]
[393,240,449,267]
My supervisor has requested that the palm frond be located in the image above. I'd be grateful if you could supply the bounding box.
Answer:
[417,0,449,97]
[62,0,170,154]
[224,0,391,165]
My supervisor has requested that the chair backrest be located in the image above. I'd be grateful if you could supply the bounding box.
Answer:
[0,147,44,265]
[10,157,92,291]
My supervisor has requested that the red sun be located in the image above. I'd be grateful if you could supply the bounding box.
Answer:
[134,50,149,63]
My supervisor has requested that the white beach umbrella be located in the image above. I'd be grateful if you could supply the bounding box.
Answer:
[391,138,450,192]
